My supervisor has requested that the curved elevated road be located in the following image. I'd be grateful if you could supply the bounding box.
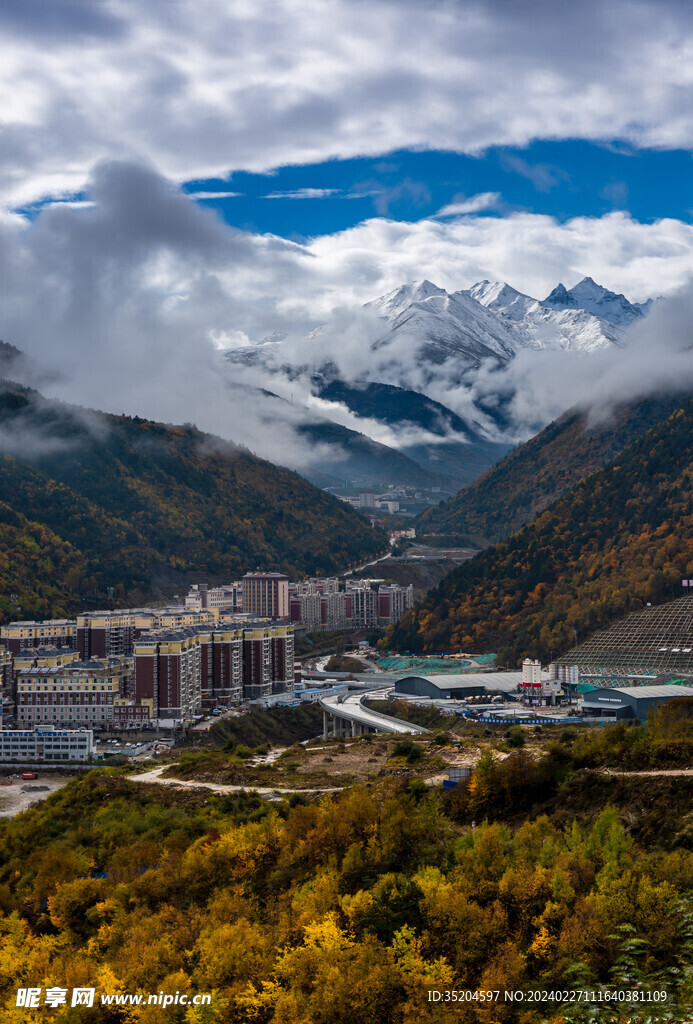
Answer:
[320,690,428,739]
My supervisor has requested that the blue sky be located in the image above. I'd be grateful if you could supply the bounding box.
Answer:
[184,140,693,241]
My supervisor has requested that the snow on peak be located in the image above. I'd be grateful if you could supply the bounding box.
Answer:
[466,280,526,308]
[368,279,446,318]
[543,282,574,305]
[544,277,647,326]
[461,279,624,352]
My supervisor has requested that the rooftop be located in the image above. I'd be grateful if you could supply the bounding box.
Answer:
[397,672,524,692]
[585,684,693,699]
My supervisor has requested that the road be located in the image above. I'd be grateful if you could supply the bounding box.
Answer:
[342,551,392,577]
[601,768,693,777]
[129,764,342,796]
[320,690,427,735]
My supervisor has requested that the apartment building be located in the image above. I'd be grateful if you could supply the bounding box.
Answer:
[242,624,294,700]
[291,578,340,595]
[185,582,243,613]
[77,607,219,660]
[319,590,349,629]
[13,647,80,673]
[242,573,289,620]
[212,626,244,703]
[377,584,414,625]
[16,659,127,729]
[0,646,13,692]
[346,582,378,628]
[113,697,152,728]
[289,591,323,629]
[76,611,141,659]
[1,619,77,654]
[133,628,209,720]
[289,578,348,630]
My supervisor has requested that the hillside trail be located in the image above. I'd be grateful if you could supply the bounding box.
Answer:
[128,764,342,796]
[600,767,693,777]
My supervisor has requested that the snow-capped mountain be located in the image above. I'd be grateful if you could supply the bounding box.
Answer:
[352,277,628,385]
[228,275,642,381]
[543,276,651,326]
[223,275,652,493]
[467,279,625,352]
[365,280,521,369]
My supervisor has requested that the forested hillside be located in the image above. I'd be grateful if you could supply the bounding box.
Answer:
[418,395,686,544]
[2,721,693,1023]
[0,383,386,621]
[390,400,693,664]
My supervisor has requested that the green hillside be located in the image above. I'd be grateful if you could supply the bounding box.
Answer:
[389,399,693,665]
[418,395,685,544]
[0,383,387,621]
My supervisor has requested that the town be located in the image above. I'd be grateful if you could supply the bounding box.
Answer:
[1,569,693,772]
[0,572,414,763]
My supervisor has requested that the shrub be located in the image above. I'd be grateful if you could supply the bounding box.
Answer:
[393,738,425,763]
[505,725,525,748]
[393,738,416,758]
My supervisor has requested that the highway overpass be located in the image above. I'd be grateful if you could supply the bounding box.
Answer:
[320,690,428,739]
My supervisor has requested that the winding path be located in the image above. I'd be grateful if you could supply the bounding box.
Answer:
[129,764,342,796]
[600,767,693,777]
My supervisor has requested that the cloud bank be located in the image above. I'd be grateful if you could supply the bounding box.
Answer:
[1,0,693,205]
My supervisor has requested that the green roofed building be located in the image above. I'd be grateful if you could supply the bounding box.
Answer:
[556,596,693,687]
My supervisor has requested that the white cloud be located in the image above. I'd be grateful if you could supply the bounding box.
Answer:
[303,209,693,308]
[433,193,501,217]
[1,0,693,205]
[464,285,693,439]
[39,200,97,210]
[189,191,244,199]
[264,188,340,199]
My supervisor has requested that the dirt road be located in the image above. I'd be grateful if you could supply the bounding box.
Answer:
[601,768,693,777]
[129,764,342,796]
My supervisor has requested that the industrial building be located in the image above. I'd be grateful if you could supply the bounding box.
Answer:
[580,684,693,720]
[394,672,524,700]
[554,596,693,686]
[0,726,94,762]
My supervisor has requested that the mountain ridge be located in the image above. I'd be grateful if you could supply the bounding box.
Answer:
[389,397,693,665]
[0,381,387,621]
[418,394,688,543]
[543,276,652,325]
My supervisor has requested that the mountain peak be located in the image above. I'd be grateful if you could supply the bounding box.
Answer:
[366,279,447,319]
[544,282,574,305]
[544,278,647,326]
[467,280,527,308]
